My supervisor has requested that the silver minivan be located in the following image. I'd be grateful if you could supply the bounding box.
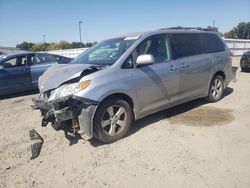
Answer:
[33,28,232,143]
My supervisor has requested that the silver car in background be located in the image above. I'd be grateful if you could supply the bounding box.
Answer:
[33,28,232,143]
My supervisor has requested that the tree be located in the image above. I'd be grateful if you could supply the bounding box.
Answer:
[71,42,85,48]
[46,43,58,51]
[46,41,71,51]
[206,26,219,32]
[57,40,71,49]
[224,22,250,39]
[16,40,97,51]
[30,43,47,51]
[16,42,35,50]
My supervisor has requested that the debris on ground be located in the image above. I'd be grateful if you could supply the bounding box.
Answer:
[29,129,44,160]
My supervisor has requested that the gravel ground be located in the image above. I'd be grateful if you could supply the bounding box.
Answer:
[0,57,250,188]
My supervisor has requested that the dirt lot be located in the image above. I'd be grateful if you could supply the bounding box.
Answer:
[0,58,250,188]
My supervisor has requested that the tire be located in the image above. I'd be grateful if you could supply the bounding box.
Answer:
[241,67,246,72]
[206,75,224,102]
[93,98,133,143]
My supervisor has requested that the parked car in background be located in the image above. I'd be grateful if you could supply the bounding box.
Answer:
[51,54,72,64]
[33,27,232,143]
[240,51,250,72]
[0,52,72,95]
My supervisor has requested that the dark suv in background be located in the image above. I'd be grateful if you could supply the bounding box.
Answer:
[240,51,250,72]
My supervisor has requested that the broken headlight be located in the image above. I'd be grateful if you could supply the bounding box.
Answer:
[48,80,91,101]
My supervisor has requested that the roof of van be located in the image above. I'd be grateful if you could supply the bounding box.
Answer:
[115,28,216,40]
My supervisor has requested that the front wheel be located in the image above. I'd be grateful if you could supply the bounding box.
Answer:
[93,98,133,143]
[206,75,224,102]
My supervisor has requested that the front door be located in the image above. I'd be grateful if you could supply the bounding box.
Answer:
[132,34,180,115]
[0,55,32,94]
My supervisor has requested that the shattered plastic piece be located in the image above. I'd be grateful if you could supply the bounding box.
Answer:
[41,118,49,127]
[29,129,44,160]
[29,128,43,140]
[31,104,39,110]
[30,142,43,160]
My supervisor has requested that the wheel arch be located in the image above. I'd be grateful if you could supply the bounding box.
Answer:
[213,70,225,80]
[92,93,135,142]
[97,93,135,115]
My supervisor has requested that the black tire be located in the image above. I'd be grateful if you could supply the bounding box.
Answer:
[241,67,246,72]
[206,75,224,103]
[93,98,133,143]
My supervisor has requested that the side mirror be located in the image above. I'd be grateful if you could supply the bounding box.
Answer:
[0,65,4,70]
[136,54,155,66]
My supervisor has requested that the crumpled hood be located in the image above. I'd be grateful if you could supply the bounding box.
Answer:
[38,63,95,93]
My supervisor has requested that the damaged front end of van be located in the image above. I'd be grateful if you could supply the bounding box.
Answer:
[32,63,104,138]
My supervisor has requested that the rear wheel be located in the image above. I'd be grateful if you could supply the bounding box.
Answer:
[206,75,224,102]
[93,98,133,143]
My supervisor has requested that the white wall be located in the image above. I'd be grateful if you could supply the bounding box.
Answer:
[46,39,250,58]
[46,48,88,58]
[224,39,250,56]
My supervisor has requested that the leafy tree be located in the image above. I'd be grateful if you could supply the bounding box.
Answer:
[71,42,85,48]
[16,42,35,50]
[30,43,47,51]
[57,40,71,49]
[46,43,58,51]
[224,22,250,39]
[206,26,219,32]
[16,41,97,51]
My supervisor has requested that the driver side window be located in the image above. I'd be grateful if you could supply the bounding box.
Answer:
[2,56,27,68]
[136,34,172,63]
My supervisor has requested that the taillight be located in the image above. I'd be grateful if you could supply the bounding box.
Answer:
[229,51,233,62]
[230,51,233,58]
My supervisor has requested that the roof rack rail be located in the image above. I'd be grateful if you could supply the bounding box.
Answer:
[159,26,209,31]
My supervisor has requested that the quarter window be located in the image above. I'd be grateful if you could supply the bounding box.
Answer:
[201,33,225,53]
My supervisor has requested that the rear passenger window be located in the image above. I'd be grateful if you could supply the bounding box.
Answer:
[31,54,56,64]
[170,34,204,58]
[201,33,225,53]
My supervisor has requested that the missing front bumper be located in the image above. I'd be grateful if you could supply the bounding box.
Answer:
[32,94,98,138]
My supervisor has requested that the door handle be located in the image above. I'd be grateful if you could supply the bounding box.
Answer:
[21,68,29,71]
[169,65,177,71]
[180,63,189,68]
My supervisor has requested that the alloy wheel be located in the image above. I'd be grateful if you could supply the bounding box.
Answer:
[211,78,223,100]
[101,105,127,136]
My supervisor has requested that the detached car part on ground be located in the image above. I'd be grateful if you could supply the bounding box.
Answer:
[33,28,233,143]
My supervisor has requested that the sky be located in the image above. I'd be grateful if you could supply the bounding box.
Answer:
[0,0,249,47]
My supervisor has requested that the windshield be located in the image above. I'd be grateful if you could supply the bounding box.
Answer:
[0,55,8,63]
[71,37,138,65]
